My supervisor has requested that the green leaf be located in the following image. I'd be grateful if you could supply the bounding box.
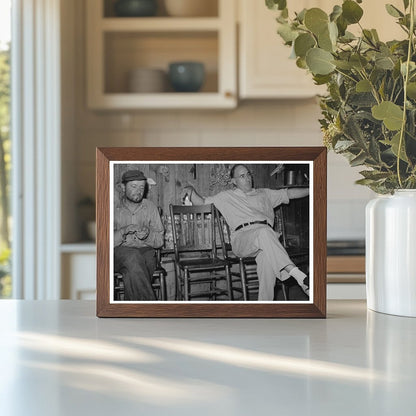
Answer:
[407,82,416,99]
[336,15,348,36]
[370,68,385,85]
[369,136,382,163]
[343,114,367,147]
[334,139,355,151]
[389,132,409,162]
[342,0,364,24]
[296,57,308,69]
[276,14,288,24]
[385,4,404,18]
[355,178,377,186]
[378,78,386,100]
[372,101,404,131]
[304,8,329,35]
[266,0,287,11]
[356,79,372,92]
[328,21,338,45]
[333,60,352,70]
[393,60,402,79]
[305,48,336,75]
[296,8,307,23]
[363,29,376,46]
[339,31,356,43]
[375,56,395,70]
[348,92,377,107]
[408,109,416,137]
[359,170,391,181]
[330,5,342,22]
[277,23,298,43]
[313,74,332,85]
[318,27,334,52]
[350,152,368,167]
[294,33,316,58]
[403,0,409,10]
[401,61,416,76]
[350,54,368,70]
[371,29,380,43]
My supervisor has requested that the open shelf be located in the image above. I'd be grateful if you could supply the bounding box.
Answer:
[104,31,218,94]
[86,0,236,109]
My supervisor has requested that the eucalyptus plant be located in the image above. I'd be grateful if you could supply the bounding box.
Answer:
[266,0,416,193]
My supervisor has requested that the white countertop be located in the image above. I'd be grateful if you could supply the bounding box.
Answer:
[0,300,415,415]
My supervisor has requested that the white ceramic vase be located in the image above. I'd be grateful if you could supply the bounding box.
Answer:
[366,189,416,317]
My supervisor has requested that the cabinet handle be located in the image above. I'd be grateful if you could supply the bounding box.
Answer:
[224,91,234,99]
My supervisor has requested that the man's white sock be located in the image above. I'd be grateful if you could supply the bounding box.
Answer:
[289,267,307,285]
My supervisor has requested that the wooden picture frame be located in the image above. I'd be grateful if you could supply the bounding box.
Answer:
[96,147,327,318]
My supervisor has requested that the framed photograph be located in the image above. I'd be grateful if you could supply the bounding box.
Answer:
[96,147,327,318]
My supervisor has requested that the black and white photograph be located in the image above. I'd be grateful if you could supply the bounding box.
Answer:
[110,161,312,304]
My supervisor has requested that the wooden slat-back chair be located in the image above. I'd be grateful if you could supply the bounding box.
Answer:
[169,203,233,301]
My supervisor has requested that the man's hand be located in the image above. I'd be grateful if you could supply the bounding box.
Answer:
[180,185,205,205]
[123,225,150,240]
[124,224,141,234]
[135,226,150,240]
[181,185,194,201]
[287,187,309,200]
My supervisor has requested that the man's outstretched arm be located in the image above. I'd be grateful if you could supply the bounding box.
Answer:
[182,186,206,205]
[287,187,309,200]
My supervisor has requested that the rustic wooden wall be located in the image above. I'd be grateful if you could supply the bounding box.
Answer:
[113,162,308,215]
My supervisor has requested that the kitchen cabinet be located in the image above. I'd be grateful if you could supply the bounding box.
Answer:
[61,244,96,300]
[86,0,237,109]
[238,0,326,99]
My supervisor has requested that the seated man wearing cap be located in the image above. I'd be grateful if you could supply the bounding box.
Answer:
[183,164,309,301]
[114,169,164,301]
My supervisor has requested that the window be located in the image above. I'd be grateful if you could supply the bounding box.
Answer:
[0,0,11,298]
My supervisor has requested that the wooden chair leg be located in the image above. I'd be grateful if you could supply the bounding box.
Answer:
[160,272,167,301]
[174,264,181,300]
[225,264,233,301]
[239,259,248,301]
[184,269,190,301]
[282,283,288,301]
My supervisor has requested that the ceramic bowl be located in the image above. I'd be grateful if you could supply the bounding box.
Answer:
[128,68,167,93]
[168,61,205,92]
[114,0,158,17]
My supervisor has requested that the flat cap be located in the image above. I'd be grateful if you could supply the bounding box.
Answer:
[122,169,147,183]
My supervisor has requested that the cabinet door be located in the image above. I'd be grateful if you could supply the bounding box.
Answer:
[61,253,96,300]
[239,0,404,99]
[239,0,326,99]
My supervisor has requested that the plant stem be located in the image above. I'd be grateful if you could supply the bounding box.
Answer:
[358,69,381,104]
[397,0,415,188]
[334,68,358,84]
